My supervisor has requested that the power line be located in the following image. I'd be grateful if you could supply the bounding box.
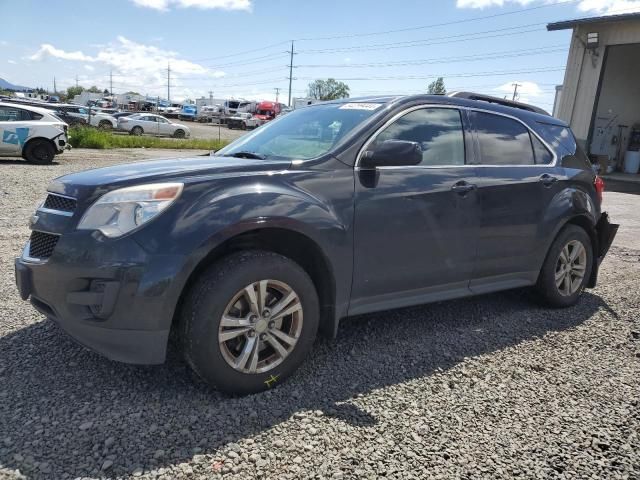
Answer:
[298,23,546,54]
[294,0,579,41]
[297,45,567,68]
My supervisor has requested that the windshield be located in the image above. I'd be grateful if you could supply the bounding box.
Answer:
[216,103,382,160]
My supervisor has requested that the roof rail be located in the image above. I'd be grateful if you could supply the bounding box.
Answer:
[448,91,550,116]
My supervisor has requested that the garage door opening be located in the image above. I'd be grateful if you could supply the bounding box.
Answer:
[589,43,640,171]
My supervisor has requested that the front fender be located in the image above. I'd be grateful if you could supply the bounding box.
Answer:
[132,171,354,331]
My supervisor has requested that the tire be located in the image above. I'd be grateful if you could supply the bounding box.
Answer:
[240,122,247,130]
[536,224,593,308]
[23,139,55,164]
[180,250,319,395]
[131,126,143,136]
[98,120,112,130]
[173,129,185,139]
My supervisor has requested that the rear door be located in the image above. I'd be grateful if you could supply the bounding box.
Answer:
[351,106,481,315]
[139,115,159,135]
[468,110,563,292]
[156,116,173,136]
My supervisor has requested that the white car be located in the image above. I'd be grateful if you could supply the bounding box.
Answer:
[0,102,69,164]
[117,114,191,138]
[226,112,263,130]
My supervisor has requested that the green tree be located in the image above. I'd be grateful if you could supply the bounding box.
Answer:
[307,78,350,101]
[125,91,141,95]
[87,85,101,93]
[427,77,447,95]
[66,85,84,100]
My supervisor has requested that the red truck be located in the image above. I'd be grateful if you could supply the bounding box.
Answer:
[254,101,284,122]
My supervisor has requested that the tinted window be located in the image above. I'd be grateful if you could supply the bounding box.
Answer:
[374,108,465,166]
[532,134,553,164]
[537,122,590,169]
[471,111,535,165]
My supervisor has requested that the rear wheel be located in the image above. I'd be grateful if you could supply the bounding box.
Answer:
[180,250,319,395]
[24,139,55,164]
[536,225,593,307]
[98,120,112,130]
[131,126,143,136]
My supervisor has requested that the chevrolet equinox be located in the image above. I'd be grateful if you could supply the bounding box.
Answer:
[15,93,618,395]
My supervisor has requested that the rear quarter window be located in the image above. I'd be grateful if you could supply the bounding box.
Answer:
[536,123,591,170]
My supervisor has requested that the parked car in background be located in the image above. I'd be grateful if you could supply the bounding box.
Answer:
[55,105,117,130]
[117,113,191,138]
[15,93,618,395]
[52,109,87,127]
[196,105,222,123]
[111,112,135,120]
[227,112,263,130]
[254,101,285,122]
[0,102,69,164]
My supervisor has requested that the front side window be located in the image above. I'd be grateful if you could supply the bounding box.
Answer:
[471,111,535,165]
[372,108,465,166]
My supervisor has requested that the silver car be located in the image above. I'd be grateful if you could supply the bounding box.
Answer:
[118,114,191,138]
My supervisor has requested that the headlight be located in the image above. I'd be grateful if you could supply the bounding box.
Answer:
[77,183,183,238]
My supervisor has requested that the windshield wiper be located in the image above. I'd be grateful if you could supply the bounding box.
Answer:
[226,151,266,160]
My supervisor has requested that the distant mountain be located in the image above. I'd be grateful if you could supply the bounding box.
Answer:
[0,78,31,91]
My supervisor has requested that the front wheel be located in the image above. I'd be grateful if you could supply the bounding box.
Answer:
[98,120,112,130]
[536,224,593,308]
[173,129,185,139]
[180,251,319,395]
[24,139,55,164]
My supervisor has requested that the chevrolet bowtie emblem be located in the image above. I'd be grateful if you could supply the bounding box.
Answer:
[29,215,39,227]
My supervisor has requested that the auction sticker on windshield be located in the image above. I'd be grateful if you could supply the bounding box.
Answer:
[338,103,381,111]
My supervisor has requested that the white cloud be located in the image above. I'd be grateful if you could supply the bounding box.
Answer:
[7,60,16,64]
[456,0,640,14]
[0,40,8,46]
[27,36,225,99]
[130,0,252,11]
[29,44,94,61]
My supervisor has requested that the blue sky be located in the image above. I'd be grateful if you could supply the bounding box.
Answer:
[1,0,639,109]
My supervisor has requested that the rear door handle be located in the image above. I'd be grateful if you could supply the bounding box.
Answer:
[451,180,477,195]
[539,173,558,186]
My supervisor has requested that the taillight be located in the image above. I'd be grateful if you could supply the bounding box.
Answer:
[594,175,605,204]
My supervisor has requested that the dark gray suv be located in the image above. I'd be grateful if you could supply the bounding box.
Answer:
[15,93,618,395]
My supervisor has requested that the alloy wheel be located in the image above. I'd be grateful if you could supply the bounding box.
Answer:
[218,280,303,374]
[555,239,587,296]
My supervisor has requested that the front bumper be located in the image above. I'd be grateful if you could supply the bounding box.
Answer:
[15,232,186,364]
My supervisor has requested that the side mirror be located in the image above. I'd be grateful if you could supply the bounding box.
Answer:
[360,140,423,168]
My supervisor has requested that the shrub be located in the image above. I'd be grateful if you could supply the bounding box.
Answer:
[68,127,228,151]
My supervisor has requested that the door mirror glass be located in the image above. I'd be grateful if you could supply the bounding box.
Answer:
[361,140,423,168]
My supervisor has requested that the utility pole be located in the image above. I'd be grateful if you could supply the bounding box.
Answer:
[209,90,213,105]
[511,82,522,102]
[53,76,57,94]
[110,69,113,96]
[274,87,280,103]
[167,62,171,104]
[75,75,79,88]
[287,41,296,107]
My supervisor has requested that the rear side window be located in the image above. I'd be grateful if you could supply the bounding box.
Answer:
[373,108,466,166]
[0,106,39,121]
[471,111,535,165]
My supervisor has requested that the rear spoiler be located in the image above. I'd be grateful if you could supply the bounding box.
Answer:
[448,91,550,116]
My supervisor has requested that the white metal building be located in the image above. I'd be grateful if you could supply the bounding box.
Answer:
[548,13,640,168]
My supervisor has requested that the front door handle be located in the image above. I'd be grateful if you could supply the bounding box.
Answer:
[451,180,477,195]
[539,173,558,186]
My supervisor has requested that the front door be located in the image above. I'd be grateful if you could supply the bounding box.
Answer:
[350,107,480,315]
[467,110,565,292]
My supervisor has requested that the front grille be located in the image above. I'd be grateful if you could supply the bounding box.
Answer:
[43,194,76,213]
[29,231,60,259]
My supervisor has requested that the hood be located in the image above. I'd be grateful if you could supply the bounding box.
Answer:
[47,156,292,201]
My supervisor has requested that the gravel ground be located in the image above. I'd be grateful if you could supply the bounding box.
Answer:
[0,151,638,479]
